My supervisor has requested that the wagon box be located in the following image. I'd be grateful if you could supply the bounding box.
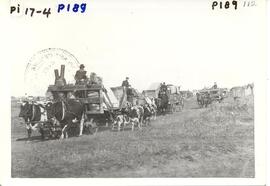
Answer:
[142,90,159,98]
[198,88,226,104]
[47,84,114,114]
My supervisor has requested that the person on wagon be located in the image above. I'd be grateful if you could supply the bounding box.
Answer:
[212,82,218,89]
[122,77,130,88]
[160,82,167,92]
[75,64,87,84]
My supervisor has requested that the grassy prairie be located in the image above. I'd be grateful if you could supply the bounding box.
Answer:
[11,96,254,177]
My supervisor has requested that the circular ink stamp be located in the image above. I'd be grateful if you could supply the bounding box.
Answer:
[24,48,80,96]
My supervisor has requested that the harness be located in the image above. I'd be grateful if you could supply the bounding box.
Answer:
[52,101,66,121]
[53,101,81,122]
[22,103,44,125]
[61,101,66,121]
[31,104,36,121]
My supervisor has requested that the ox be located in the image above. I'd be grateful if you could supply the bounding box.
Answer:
[155,93,169,115]
[122,103,144,131]
[111,114,129,131]
[196,92,211,108]
[142,104,153,125]
[46,99,84,139]
[148,97,157,120]
[19,101,47,140]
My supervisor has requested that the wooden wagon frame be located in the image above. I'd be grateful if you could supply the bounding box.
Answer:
[46,83,146,131]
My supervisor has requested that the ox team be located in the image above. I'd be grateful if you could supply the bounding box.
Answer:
[19,64,158,140]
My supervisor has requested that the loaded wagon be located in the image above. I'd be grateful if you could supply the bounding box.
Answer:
[45,84,117,137]
[143,83,184,114]
[166,84,184,113]
[47,83,115,122]
[230,84,253,100]
[42,65,125,136]
[44,64,148,136]
[45,85,145,137]
[208,88,227,103]
[22,64,155,139]
[111,86,144,107]
[196,88,227,107]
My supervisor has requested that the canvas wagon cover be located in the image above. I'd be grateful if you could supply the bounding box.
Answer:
[231,87,245,98]
[102,82,119,108]
[110,86,127,108]
[143,90,158,98]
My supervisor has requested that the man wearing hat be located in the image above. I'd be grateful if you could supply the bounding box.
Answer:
[75,64,87,84]
[212,82,218,89]
[160,82,167,92]
[122,77,130,88]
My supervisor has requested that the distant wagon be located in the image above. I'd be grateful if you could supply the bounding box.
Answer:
[166,84,184,113]
[179,90,193,99]
[230,84,253,100]
[143,83,184,114]
[196,87,227,107]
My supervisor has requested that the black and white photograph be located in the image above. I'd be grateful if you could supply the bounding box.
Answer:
[0,0,267,185]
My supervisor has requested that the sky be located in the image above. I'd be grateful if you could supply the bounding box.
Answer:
[5,0,266,96]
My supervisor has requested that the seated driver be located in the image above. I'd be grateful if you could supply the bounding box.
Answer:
[75,64,87,84]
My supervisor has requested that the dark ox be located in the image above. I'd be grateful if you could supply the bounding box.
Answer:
[196,92,211,108]
[46,99,84,139]
[19,101,46,140]
[156,93,169,115]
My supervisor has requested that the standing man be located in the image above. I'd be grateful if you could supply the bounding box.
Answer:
[160,82,167,92]
[122,77,130,88]
[122,77,132,104]
[75,64,87,84]
[212,82,218,89]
